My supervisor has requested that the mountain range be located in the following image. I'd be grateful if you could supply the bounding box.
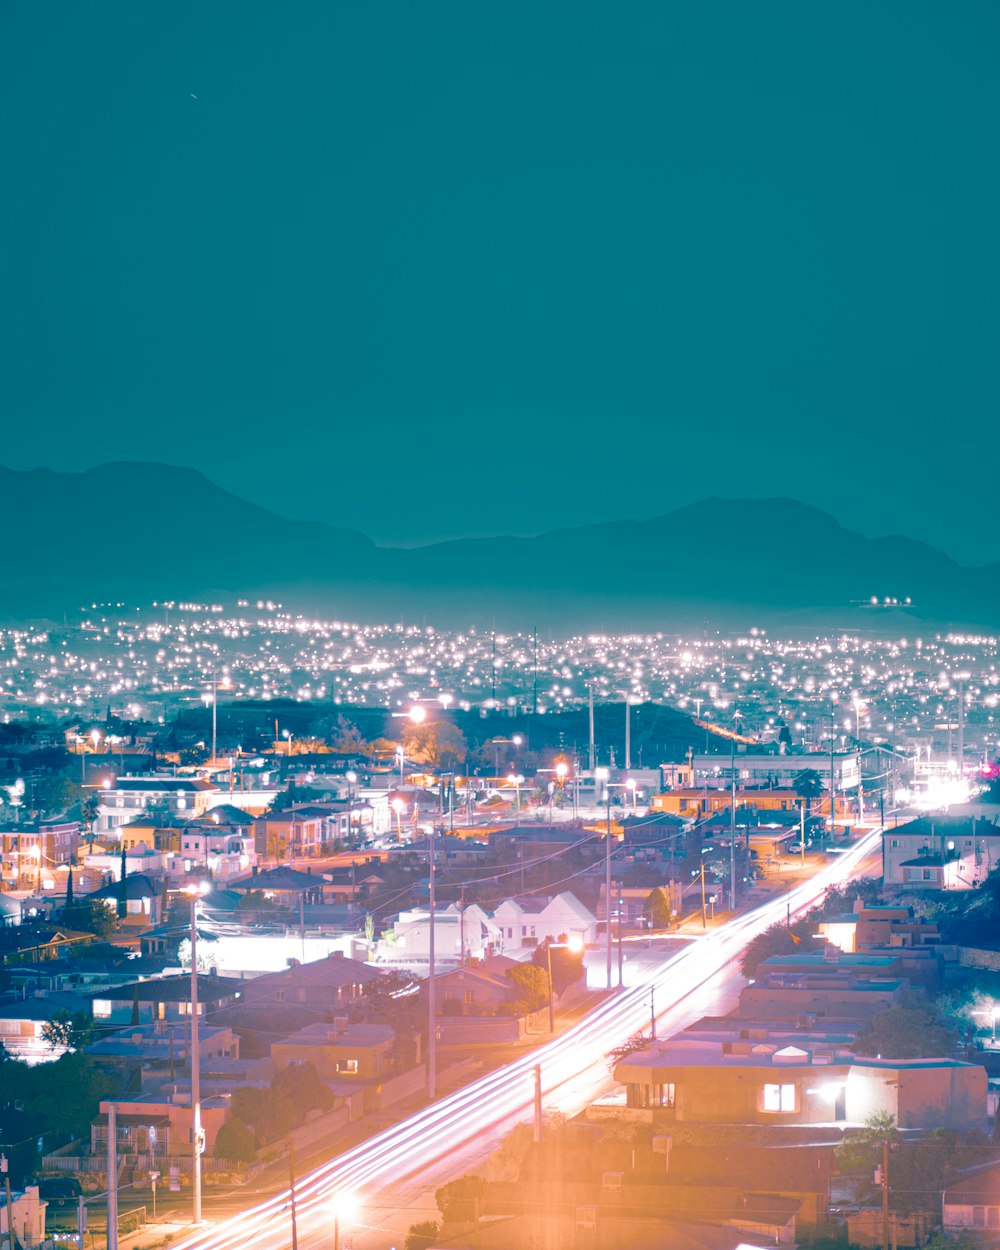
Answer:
[2,462,997,629]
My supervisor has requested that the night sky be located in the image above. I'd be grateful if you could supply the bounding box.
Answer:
[3,4,997,561]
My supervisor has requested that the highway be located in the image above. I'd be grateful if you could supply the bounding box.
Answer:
[172,828,882,1250]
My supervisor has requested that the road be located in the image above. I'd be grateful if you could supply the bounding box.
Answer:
[170,828,882,1250]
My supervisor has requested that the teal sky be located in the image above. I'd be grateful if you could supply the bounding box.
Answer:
[2,3,998,560]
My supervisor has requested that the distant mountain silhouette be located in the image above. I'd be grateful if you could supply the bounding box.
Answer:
[1,463,996,628]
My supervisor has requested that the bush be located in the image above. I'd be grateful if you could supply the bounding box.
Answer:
[405,1220,439,1250]
[214,1117,256,1165]
[436,1174,484,1222]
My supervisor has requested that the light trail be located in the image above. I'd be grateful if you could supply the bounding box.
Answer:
[172,828,881,1250]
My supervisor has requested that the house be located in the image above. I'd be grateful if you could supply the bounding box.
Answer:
[121,805,257,880]
[91,1089,230,1158]
[818,901,941,954]
[271,1020,395,1082]
[492,892,598,949]
[882,815,1000,889]
[87,873,162,927]
[253,806,329,860]
[381,903,501,970]
[435,960,521,1016]
[943,1161,1000,1234]
[95,776,220,835]
[87,973,243,1025]
[738,971,906,1022]
[689,750,861,794]
[237,951,387,1011]
[0,1187,46,1249]
[0,989,95,1063]
[613,1036,986,1130]
[0,821,80,891]
[85,1023,239,1089]
[228,865,329,907]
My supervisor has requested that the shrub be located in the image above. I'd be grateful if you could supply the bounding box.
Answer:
[214,1117,256,1165]
[405,1220,439,1250]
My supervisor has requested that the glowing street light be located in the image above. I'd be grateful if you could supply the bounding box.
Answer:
[330,1192,359,1250]
[545,934,584,1032]
[390,797,405,840]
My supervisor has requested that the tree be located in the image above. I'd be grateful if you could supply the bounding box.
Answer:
[505,963,549,1012]
[40,1010,95,1053]
[643,887,671,930]
[792,769,825,814]
[405,1222,439,1250]
[855,1006,957,1060]
[403,721,468,769]
[739,920,803,978]
[435,1174,485,1223]
[605,1032,653,1073]
[62,899,118,940]
[32,770,82,819]
[82,793,101,846]
[214,1117,256,1165]
[117,846,128,918]
[532,939,584,995]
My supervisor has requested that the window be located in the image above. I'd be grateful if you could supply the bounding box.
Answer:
[626,1082,676,1110]
[275,990,285,1002]
[922,869,933,881]
[463,990,474,1006]
[507,928,513,939]
[93,999,112,1019]
[335,1058,359,1075]
[763,1083,797,1112]
[890,839,899,848]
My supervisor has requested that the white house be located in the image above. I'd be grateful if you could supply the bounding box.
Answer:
[379,903,501,971]
[95,776,219,834]
[883,816,1000,889]
[492,892,598,950]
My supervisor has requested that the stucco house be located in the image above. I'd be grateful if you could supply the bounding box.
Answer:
[613,1036,986,1131]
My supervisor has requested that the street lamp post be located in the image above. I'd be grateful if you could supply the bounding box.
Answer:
[330,1194,358,1250]
[544,935,583,1033]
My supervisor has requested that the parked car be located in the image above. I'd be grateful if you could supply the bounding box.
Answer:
[38,1178,83,1208]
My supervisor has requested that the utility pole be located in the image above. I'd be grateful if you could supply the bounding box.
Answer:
[533,1065,543,1143]
[800,800,806,870]
[625,699,631,771]
[427,825,437,1101]
[649,986,656,1039]
[700,861,707,930]
[106,1103,118,1250]
[588,685,595,773]
[880,1137,890,1250]
[829,704,837,847]
[189,897,203,1225]
[729,726,737,910]
[532,627,538,716]
[288,1140,299,1250]
[605,789,613,990]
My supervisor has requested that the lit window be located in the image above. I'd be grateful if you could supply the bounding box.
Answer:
[335,1058,359,1075]
[763,1083,796,1112]
[463,990,474,1005]
[93,1000,112,1019]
